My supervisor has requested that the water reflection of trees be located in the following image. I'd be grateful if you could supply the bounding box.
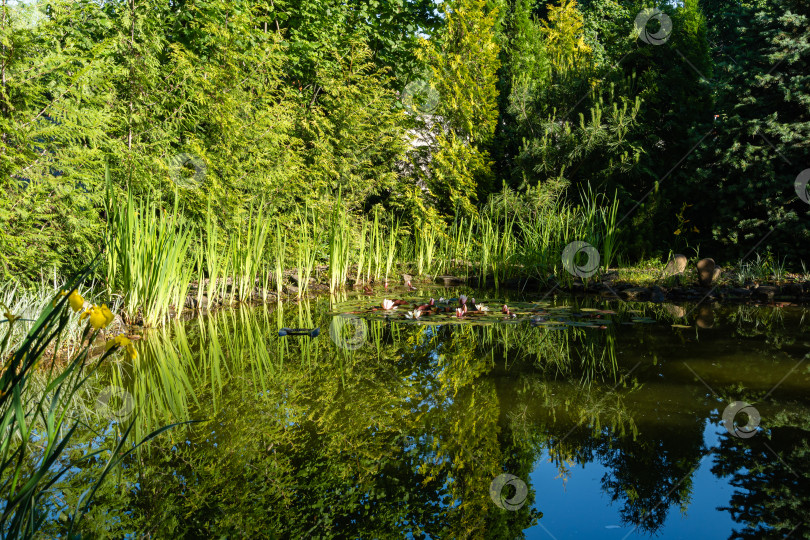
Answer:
[41,297,810,538]
[712,410,810,539]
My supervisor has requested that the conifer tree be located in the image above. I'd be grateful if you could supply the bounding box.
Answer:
[687,0,810,265]
[420,0,502,216]
[0,0,116,279]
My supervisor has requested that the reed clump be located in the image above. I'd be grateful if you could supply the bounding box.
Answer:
[100,183,622,324]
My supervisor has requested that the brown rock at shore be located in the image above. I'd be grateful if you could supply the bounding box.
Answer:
[664,254,688,276]
[697,258,717,287]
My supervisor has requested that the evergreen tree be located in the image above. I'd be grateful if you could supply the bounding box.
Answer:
[418,0,502,216]
[0,0,116,279]
[503,0,644,202]
[687,0,810,266]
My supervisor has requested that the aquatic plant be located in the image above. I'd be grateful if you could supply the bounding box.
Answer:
[106,190,193,327]
[328,196,353,292]
[300,207,320,296]
[415,223,439,277]
[229,204,271,304]
[0,263,175,537]
[272,218,287,296]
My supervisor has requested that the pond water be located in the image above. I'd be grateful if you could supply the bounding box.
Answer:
[45,287,810,538]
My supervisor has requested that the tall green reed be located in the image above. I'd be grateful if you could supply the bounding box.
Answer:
[384,212,398,284]
[273,219,287,296]
[203,205,228,309]
[294,206,319,296]
[415,223,438,277]
[328,197,352,292]
[355,221,368,285]
[600,191,620,273]
[229,205,271,304]
[106,190,193,327]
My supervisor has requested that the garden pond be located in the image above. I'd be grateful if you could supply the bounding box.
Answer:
[43,287,810,539]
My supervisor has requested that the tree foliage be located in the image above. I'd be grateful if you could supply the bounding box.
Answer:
[0,0,808,280]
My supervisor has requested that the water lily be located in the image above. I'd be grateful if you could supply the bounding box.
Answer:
[405,309,422,319]
[475,304,489,312]
[381,299,397,310]
[455,307,465,318]
[458,295,467,306]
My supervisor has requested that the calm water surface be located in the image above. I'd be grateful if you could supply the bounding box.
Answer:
[47,287,810,539]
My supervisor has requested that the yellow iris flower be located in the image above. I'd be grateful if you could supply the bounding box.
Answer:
[80,304,114,331]
[100,304,114,326]
[1,303,20,323]
[53,290,67,307]
[68,291,85,313]
[88,307,107,330]
[106,334,138,360]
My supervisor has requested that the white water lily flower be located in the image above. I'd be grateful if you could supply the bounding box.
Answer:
[475,304,489,312]
[381,299,397,310]
[438,297,447,304]
[405,309,422,320]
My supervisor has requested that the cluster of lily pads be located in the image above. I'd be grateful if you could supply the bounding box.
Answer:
[334,295,661,330]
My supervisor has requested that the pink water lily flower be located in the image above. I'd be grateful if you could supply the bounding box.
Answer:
[455,307,465,318]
